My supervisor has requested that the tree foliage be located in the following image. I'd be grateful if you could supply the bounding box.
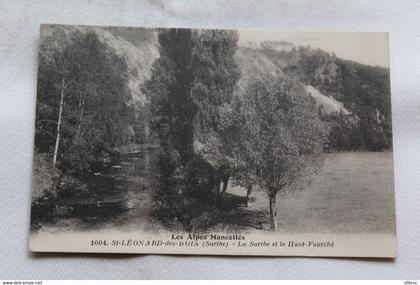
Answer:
[36,30,134,173]
[233,77,326,230]
[190,30,241,134]
[145,29,241,227]
[144,28,196,192]
[190,30,241,199]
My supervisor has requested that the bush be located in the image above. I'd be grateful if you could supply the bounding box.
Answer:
[152,153,223,231]
[31,153,61,201]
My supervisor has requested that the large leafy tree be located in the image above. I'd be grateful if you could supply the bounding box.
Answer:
[190,30,241,200]
[236,77,326,230]
[144,28,196,198]
[144,29,241,226]
[190,30,240,133]
[145,29,240,192]
[36,30,133,172]
[219,94,257,206]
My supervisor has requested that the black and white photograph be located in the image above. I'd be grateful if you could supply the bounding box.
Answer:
[29,24,395,257]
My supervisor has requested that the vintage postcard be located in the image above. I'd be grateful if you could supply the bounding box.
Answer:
[29,24,396,257]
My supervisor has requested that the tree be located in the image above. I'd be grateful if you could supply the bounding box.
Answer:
[36,29,133,172]
[143,28,196,213]
[218,94,257,206]
[36,29,74,165]
[145,28,240,197]
[237,77,326,230]
[144,29,241,227]
[190,30,241,201]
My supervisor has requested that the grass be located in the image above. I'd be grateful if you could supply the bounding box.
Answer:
[216,152,395,234]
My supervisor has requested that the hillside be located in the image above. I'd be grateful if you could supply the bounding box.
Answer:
[304,85,350,115]
[236,41,392,151]
[91,26,159,107]
[235,46,284,91]
[104,31,392,151]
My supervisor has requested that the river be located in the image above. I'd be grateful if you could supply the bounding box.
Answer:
[31,147,161,233]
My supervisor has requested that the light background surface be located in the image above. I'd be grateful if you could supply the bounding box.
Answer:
[0,0,419,279]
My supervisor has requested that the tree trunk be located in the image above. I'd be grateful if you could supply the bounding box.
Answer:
[214,174,223,205]
[246,186,252,207]
[78,96,84,135]
[74,93,84,144]
[220,175,229,196]
[53,77,65,165]
[215,181,221,200]
[268,192,278,231]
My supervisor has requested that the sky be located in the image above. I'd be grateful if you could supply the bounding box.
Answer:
[239,31,389,68]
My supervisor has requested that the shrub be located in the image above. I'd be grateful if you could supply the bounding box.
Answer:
[31,153,61,201]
